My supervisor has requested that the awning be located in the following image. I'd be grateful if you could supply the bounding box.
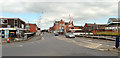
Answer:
[10,32,15,33]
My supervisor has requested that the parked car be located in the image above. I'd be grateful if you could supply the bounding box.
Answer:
[65,33,75,38]
[55,33,59,36]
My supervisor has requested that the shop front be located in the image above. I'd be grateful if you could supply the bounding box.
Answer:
[9,30,16,40]
[0,28,26,41]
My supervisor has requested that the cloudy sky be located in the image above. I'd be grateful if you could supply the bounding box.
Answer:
[0,0,119,30]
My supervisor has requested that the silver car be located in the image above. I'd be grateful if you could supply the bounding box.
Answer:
[65,33,75,38]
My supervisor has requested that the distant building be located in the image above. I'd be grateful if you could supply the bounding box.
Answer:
[83,23,96,32]
[74,26,83,29]
[65,21,74,32]
[54,19,66,34]
[50,19,74,34]
[83,23,107,33]
[105,18,120,31]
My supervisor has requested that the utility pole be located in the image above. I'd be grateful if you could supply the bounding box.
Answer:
[37,16,41,36]
[69,14,71,22]
[38,16,41,28]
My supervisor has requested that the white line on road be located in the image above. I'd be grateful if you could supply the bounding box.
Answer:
[19,45,23,47]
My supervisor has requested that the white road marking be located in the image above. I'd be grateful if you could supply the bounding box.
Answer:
[41,37,44,40]
[88,40,92,42]
[19,45,23,47]
[106,45,110,46]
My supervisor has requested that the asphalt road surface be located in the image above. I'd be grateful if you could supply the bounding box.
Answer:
[2,33,118,56]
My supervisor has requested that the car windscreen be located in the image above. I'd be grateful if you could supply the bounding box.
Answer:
[68,33,73,35]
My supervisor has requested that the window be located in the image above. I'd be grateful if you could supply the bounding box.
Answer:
[22,24,24,28]
[62,27,64,29]
[59,24,61,26]
[14,20,18,26]
[7,25,11,28]
[59,27,61,29]
[69,25,72,27]
[2,19,8,24]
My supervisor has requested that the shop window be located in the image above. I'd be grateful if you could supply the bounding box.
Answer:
[14,20,18,26]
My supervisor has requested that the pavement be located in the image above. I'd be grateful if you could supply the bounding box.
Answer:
[57,35,120,53]
[2,35,42,45]
[2,33,119,56]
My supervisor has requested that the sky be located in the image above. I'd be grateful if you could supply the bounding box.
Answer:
[0,0,119,30]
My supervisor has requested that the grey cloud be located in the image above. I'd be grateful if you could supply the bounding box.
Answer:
[0,1,118,29]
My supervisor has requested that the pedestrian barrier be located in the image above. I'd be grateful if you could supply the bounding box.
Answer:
[77,34,119,41]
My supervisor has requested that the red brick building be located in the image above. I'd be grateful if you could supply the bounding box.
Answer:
[66,21,74,32]
[82,23,96,32]
[26,23,37,33]
[50,19,74,34]
[74,26,83,29]
[82,23,107,35]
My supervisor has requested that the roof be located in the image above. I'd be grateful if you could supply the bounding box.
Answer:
[74,26,83,27]
[108,18,120,24]
[108,18,120,22]
[26,23,37,27]
[69,29,82,30]
[95,24,107,26]
[0,18,25,23]
[55,21,60,23]
[0,18,19,19]
[85,23,95,27]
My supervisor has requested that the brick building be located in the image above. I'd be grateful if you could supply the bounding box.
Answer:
[0,18,26,40]
[83,23,107,33]
[82,23,96,32]
[26,23,37,33]
[53,19,66,34]
[50,19,74,34]
[65,21,74,32]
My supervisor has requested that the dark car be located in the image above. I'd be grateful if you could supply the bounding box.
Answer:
[55,33,59,36]
[65,33,75,38]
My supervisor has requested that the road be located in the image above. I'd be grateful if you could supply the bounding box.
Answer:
[2,33,118,56]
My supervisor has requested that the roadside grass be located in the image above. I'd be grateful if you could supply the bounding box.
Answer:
[95,31,120,36]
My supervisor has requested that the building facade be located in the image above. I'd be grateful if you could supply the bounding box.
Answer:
[50,19,74,34]
[105,18,120,31]
[26,23,37,33]
[0,18,26,40]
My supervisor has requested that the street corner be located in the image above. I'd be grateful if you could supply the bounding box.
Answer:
[96,45,120,53]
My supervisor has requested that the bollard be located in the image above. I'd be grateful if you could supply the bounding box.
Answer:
[115,36,119,48]
[7,37,10,43]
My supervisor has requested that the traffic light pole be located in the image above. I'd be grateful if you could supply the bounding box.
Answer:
[115,36,119,48]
